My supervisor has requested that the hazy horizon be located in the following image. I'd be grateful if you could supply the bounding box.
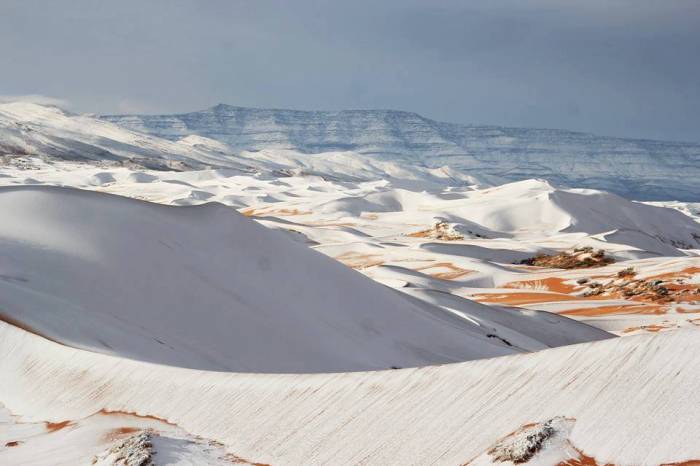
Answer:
[2,0,699,142]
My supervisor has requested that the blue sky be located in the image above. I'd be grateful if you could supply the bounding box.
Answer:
[1,0,699,142]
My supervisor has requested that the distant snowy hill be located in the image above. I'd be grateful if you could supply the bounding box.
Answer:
[0,102,250,171]
[102,104,700,201]
[0,102,490,187]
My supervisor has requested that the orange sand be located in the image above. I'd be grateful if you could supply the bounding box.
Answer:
[504,277,579,293]
[45,420,72,432]
[416,262,472,280]
[561,304,664,317]
[241,207,310,217]
[335,252,384,270]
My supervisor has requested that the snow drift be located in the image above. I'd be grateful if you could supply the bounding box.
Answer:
[1,321,697,465]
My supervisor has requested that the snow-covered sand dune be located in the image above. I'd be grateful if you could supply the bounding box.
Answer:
[0,185,612,373]
[1,156,698,336]
[1,321,698,465]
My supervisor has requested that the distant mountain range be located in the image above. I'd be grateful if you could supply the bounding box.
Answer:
[102,104,700,201]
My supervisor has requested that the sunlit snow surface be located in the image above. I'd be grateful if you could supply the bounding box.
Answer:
[1,102,700,464]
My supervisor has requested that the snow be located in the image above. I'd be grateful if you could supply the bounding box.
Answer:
[101,103,700,201]
[0,403,233,466]
[1,153,699,339]
[2,100,700,464]
[0,185,617,373]
[0,102,249,171]
[0,185,520,372]
[1,322,699,465]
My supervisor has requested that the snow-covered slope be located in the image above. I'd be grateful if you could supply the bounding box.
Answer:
[0,102,246,170]
[1,322,698,465]
[5,101,699,201]
[102,104,700,200]
[437,179,700,253]
[2,157,699,334]
[0,102,493,188]
[0,185,613,373]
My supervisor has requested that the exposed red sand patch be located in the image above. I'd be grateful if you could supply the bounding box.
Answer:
[416,262,472,280]
[98,409,177,427]
[561,304,664,317]
[490,265,700,315]
[645,266,700,282]
[45,420,72,432]
[662,282,700,303]
[504,277,579,294]
[335,251,385,270]
[555,447,700,466]
[102,426,142,442]
[474,292,594,305]
[556,447,614,466]
[224,453,271,466]
[676,307,700,314]
[241,207,311,217]
[557,458,700,466]
[621,323,670,334]
[112,426,141,435]
[407,229,435,238]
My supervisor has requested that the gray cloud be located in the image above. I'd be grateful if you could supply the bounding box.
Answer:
[1,0,698,142]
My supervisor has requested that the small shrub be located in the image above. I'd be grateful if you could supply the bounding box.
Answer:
[617,267,636,278]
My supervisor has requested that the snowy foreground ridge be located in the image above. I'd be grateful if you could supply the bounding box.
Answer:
[1,322,699,465]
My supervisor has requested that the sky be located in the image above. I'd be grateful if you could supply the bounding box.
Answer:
[1,0,699,142]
